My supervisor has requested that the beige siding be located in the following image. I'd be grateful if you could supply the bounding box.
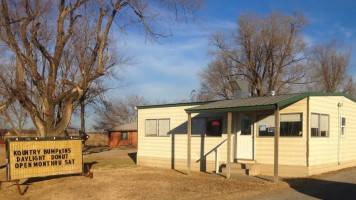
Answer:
[309,96,356,166]
[138,95,356,176]
[259,164,308,177]
[137,105,232,171]
[255,98,307,166]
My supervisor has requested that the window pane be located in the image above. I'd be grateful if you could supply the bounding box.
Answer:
[341,127,345,136]
[121,132,128,139]
[280,114,302,136]
[311,128,319,136]
[206,118,222,136]
[320,115,329,137]
[192,118,206,135]
[158,119,170,136]
[280,121,303,136]
[280,114,301,122]
[241,118,252,135]
[311,114,319,129]
[342,117,346,126]
[258,115,275,136]
[146,119,157,136]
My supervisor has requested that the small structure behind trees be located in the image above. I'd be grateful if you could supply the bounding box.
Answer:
[94,94,149,131]
[107,122,138,148]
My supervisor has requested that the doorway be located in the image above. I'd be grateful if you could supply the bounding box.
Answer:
[236,113,254,160]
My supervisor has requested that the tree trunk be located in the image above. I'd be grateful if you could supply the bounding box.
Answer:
[81,100,85,133]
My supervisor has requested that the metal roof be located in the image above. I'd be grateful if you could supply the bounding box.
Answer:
[108,122,137,132]
[185,93,356,113]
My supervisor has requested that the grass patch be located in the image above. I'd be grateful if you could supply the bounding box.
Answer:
[0,146,288,200]
[84,154,136,169]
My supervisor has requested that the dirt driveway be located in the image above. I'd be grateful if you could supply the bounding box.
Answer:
[1,146,356,199]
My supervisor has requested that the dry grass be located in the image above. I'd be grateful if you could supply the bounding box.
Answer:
[85,133,108,147]
[0,146,289,200]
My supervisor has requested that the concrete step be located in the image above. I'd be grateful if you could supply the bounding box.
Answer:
[234,159,257,164]
[220,163,247,175]
[220,163,260,176]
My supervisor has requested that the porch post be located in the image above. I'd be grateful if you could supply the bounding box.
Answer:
[274,107,280,182]
[306,96,310,167]
[187,113,192,175]
[227,111,232,179]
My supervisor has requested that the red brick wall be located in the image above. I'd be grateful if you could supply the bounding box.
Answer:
[108,131,137,148]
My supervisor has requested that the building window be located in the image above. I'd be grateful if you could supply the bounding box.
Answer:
[311,113,329,137]
[192,118,206,135]
[241,117,252,135]
[341,116,346,137]
[206,118,222,137]
[258,114,275,136]
[145,119,170,136]
[280,113,303,137]
[121,132,128,139]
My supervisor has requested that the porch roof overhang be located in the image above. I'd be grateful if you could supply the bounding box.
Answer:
[185,92,355,113]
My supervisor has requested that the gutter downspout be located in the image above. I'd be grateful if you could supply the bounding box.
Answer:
[337,102,343,165]
[306,97,310,167]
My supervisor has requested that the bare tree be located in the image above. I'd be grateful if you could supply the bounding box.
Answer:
[201,11,309,99]
[94,94,149,130]
[310,39,353,93]
[0,64,27,136]
[0,0,202,136]
[0,118,9,140]
[198,55,235,100]
[0,101,28,136]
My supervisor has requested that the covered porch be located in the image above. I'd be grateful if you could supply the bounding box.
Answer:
[185,94,311,181]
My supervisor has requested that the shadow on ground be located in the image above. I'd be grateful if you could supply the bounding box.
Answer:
[16,162,98,195]
[283,178,356,200]
[83,147,112,155]
[127,153,136,164]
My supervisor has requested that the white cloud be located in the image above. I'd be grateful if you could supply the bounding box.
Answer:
[112,29,209,102]
[302,34,316,47]
[110,17,238,102]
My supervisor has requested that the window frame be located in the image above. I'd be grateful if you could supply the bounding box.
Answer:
[341,116,346,138]
[257,114,275,137]
[311,113,330,138]
[145,118,170,137]
[206,118,223,137]
[279,113,303,137]
[121,132,128,139]
[257,113,303,137]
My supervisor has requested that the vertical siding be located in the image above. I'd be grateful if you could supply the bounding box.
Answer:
[137,105,232,171]
[309,96,356,166]
[255,98,307,166]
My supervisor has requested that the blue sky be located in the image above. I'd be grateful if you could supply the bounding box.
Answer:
[108,0,356,104]
[77,0,356,130]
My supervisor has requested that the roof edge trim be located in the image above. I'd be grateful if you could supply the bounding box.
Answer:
[277,92,356,108]
[136,101,215,109]
[186,105,276,113]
